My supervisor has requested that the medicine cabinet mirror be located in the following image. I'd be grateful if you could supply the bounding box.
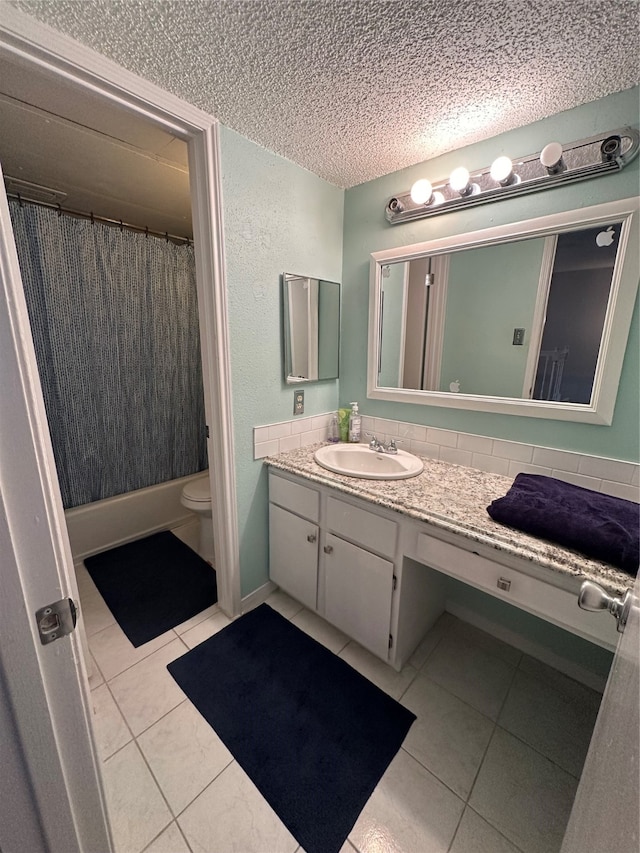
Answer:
[368,199,639,423]
[283,273,340,384]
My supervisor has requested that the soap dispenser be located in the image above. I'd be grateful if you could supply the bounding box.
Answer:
[348,402,361,443]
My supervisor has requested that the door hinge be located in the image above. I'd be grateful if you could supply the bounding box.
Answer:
[35,598,77,645]
[393,575,397,591]
[206,425,210,439]
[388,633,393,649]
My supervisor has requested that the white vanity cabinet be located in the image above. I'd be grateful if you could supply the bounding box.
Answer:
[268,471,400,661]
[268,474,320,611]
[268,466,621,673]
[323,495,399,659]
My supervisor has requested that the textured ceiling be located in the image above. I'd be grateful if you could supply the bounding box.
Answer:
[11,0,640,188]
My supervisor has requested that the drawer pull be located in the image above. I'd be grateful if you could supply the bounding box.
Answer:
[497,577,511,592]
[307,534,317,543]
[324,545,334,554]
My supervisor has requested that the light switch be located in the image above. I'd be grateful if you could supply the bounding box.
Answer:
[513,328,525,346]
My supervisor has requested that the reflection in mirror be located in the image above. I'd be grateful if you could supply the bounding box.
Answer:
[369,199,639,423]
[283,273,340,383]
[380,225,619,404]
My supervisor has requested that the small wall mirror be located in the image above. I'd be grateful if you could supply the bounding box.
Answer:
[368,199,639,423]
[282,273,340,383]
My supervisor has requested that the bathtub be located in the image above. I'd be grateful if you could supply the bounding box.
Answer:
[64,472,206,561]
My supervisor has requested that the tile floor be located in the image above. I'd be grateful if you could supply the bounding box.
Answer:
[77,548,603,853]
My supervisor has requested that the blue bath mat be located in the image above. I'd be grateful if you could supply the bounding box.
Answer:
[85,530,217,646]
[167,603,416,853]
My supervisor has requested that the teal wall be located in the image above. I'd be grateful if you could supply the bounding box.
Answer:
[219,127,343,595]
[440,239,545,397]
[220,89,638,600]
[341,86,640,462]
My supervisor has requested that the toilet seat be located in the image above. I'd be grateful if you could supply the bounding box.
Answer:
[182,474,211,506]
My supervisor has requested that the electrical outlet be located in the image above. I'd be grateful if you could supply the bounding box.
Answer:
[293,389,304,415]
[513,328,525,346]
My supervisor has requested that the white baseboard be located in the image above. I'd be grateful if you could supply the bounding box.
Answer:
[242,580,277,614]
[445,600,609,692]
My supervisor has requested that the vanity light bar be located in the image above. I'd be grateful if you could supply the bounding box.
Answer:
[385,127,640,225]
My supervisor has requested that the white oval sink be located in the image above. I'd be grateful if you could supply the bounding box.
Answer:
[314,443,424,480]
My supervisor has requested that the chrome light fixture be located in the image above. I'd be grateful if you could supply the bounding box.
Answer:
[385,127,639,225]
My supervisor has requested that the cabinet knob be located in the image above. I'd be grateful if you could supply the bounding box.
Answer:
[324,545,334,554]
[307,533,317,543]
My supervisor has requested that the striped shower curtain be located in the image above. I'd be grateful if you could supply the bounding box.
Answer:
[9,201,208,509]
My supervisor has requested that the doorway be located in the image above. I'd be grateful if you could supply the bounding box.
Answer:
[0,38,239,617]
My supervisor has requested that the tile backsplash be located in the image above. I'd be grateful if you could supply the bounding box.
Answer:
[254,412,639,501]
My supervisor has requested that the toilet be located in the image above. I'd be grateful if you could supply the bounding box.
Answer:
[180,473,214,564]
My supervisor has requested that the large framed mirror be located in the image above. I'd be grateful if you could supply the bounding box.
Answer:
[283,273,340,383]
[368,198,639,423]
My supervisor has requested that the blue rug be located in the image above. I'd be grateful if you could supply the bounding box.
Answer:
[85,531,217,647]
[167,603,415,853]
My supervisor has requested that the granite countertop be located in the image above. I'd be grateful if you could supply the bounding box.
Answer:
[265,443,634,596]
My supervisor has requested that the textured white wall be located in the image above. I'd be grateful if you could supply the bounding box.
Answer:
[219,126,343,595]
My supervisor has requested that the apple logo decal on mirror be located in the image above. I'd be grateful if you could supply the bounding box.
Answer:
[596,226,616,247]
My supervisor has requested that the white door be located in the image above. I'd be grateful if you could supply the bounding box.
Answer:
[561,575,640,853]
[0,164,111,851]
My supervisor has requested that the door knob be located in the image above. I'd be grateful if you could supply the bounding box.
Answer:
[324,545,333,554]
[307,533,317,543]
[578,580,633,633]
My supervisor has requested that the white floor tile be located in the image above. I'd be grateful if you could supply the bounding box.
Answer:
[407,611,455,670]
[178,761,298,853]
[349,749,464,853]
[102,741,172,853]
[142,821,191,853]
[450,807,522,853]
[498,668,600,777]
[291,608,350,654]
[423,632,516,720]
[265,588,305,619]
[109,638,189,736]
[91,683,132,760]
[173,602,221,635]
[87,651,105,690]
[180,610,232,648]
[452,619,523,667]
[89,621,178,681]
[80,586,117,636]
[138,700,233,814]
[469,728,578,853]
[401,674,494,798]
[339,641,418,700]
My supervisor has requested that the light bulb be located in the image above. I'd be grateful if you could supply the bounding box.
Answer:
[490,155,514,185]
[410,179,433,205]
[540,141,564,174]
[431,191,445,205]
[449,166,470,194]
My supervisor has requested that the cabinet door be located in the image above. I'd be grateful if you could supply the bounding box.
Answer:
[324,532,394,660]
[269,503,319,610]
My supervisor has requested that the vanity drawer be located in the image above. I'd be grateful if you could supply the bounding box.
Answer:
[269,473,319,522]
[416,532,619,649]
[326,496,397,558]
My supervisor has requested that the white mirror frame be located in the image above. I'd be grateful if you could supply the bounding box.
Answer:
[368,198,639,424]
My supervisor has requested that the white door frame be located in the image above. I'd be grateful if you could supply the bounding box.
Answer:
[0,5,240,850]
[0,6,241,619]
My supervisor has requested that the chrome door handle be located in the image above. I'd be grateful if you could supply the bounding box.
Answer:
[578,580,633,633]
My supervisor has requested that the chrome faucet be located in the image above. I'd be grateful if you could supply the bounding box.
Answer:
[367,434,398,454]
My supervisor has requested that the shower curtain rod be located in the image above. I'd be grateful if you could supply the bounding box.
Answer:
[7,192,192,245]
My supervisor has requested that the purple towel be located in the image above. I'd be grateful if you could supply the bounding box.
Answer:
[487,474,639,576]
